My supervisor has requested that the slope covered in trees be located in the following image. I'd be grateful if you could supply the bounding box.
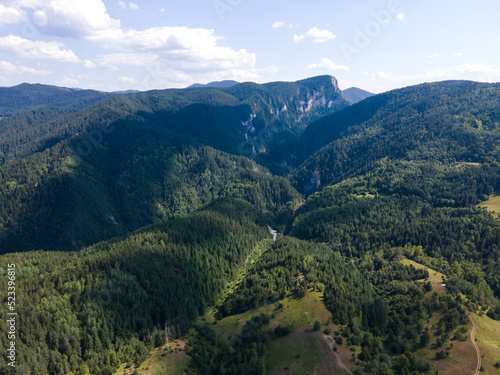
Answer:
[0,199,268,374]
[0,78,500,375]
[0,119,299,253]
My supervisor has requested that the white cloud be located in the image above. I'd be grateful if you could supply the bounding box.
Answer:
[160,8,165,12]
[32,0,121,39]
[94,27,256,74]
[18,0,255,75]
[272,21,299,29]
[0,60,50,75]
[308,58,350,71]
[293,27,336,43]
[453,53,463,57]
[118,2,139,10]
[0,36,80,62]
[83,59,97,69]
[0,4,26,25]
[96,53,159,68]
[426,54,439,59]
[118,76,138,84]
[396,13,405,21]
[57,76,79,86]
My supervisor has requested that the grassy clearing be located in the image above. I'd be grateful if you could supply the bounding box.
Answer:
[209,291,332,342]
[114,342,190,375]
[473,313,500,374]
[265,329,327,375]
[401,258,447,295]
[210,290,357,374]
[479,193,500,220]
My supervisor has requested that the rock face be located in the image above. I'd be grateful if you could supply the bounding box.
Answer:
[227,75,350,155]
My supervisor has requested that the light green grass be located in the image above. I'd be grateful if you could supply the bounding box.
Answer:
[473,313,500,374]
[114,344,190,375]
[401,258,447,295]
[479,194,500,220]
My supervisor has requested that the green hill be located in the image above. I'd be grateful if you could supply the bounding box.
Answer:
[1,78,500,375]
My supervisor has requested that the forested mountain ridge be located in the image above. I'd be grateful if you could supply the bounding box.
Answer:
[0,76,348,166]
[0,83,109,117]
[1,78,500,375]
[291,80,500,192]
[0,118,300,253]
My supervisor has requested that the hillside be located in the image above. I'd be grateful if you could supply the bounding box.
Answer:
[0,78,500,375]
[342,87,374,104]
[0,83,109,117]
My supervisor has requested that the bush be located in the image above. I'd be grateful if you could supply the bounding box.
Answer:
[313,320,321,331]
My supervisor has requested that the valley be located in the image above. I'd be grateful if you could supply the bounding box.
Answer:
[1,77,500,375]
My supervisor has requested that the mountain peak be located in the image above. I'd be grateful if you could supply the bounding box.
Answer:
[295,75,341,92]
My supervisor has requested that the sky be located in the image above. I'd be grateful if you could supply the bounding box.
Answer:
[0,0,499,93]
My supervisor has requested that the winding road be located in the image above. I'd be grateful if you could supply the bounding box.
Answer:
[323,335,353,375]
[469,314,481,375]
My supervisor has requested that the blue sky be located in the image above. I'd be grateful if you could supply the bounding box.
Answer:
[0,0,499,92]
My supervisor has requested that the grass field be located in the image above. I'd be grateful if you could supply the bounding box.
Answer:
[479,193,500,220]
[114,341,190,375]
[472,313,500,374]
[210,290,357,375]
[400,259,488,375]
[401,258,447,295]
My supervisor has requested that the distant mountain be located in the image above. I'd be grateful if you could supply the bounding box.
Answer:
[342,87,374,104]
[188,80,240,89]
[2,77,500,375]
[0,83,109,117]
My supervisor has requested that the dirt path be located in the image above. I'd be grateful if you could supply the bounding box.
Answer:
[323,335,353,375]
[469,314,481,375]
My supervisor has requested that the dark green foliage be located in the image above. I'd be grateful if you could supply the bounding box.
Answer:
[0,199,267,374]
[0,120,299,252]
[188,314,270,375]
[313,320,321,331]
[274,325,294,337]
[1,78,500,375]
[0,83,108,117]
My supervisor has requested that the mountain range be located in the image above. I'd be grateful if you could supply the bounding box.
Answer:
[0,76,499,375]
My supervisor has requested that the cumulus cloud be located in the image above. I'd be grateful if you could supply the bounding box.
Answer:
[19,0,255,75]
[57,76,79,86]
[98,53,158,66]
[118,2,139,10]
[32,0,121,39]
[293,27,336,43]
[118,76,138,84]
[272,21,298,29]
[83,59,97,69]
[308,57,350,71]
[0,4,26,25]
[0,36,80,62]
[0,60,50,75]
